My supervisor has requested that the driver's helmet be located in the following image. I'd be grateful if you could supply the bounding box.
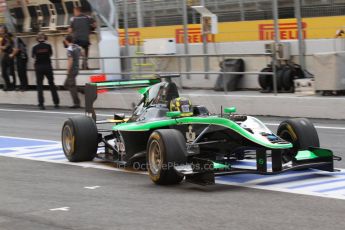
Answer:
[169,97,193,117]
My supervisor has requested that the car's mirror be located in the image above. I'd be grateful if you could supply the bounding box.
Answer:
[166,111,181,118]
[114,113,126,120]
[224,107,237,114]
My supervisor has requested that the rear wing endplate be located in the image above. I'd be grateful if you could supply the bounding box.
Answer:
[85,78,162,121]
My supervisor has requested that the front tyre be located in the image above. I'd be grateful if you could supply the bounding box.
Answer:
[277,118,320,163]
[62,116,98,162]
[147,129,187,185]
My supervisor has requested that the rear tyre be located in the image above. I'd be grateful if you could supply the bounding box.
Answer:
[258,67,273,91]
[147,129,187,185]
[276,68,284,90]
[277,118,320,163]
[281,67,293,91]
[62,116,98,162]
[292,64,305,79]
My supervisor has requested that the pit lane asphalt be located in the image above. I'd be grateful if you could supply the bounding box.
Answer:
[0,104,345,230]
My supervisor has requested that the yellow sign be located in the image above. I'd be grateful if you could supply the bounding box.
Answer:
[0,0,6,24]
[119,16,345,45]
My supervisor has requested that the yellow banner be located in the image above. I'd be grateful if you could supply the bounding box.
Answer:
[0,0,6,24]
[119,16,345,45]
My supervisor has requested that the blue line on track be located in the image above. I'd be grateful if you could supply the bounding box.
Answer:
[287,177,345,190]
[15,148,62,156]
[0,149,17,153]
[217,170,301,183]
[0,137,56,148]
[232,161,272,167]
[257,174,334,186]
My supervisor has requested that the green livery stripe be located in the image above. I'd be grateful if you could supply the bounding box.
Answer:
[295,150,319,160]
[91,79,160,87]
[177,117,292,149]
[295,148,333,161]
[113,116,293,149]
[138,86,150,94]
[114,119,177,132]
[213,162,230,170]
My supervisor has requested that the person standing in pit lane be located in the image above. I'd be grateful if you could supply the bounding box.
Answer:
[32,32,60,110]
[63,35,82,109]
[12,35,29,91]
[68,6,96,70]
[0,25,16,91]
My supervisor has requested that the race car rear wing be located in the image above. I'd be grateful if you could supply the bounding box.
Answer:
[85,75,179,120]
[85,78,161,120]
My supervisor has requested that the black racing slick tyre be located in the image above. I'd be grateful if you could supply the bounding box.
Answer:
[277,118,320,163]
[147,129,187,185]
[62,116,98,162]
[258,67,273,91]
[281,67,293,91]
[275,68,284,90]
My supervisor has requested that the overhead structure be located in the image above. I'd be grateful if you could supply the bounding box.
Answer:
[6,0,83,32]
[86,0,117,32]
[23,0,44,32]
[86,0,120,79]
[191,5,218,35]
[6,0,32,32]
[6,0,23,31]
[62,0,80,26]
[7,0,47,32]
[39,1,57,30]
[190,3,218,80]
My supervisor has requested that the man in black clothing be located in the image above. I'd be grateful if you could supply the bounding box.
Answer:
[69,7,96,70]
[12,36,28,91]
[32,33,59,110]
[0,25,16,91]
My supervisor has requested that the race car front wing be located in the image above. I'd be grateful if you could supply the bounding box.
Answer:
[174,147,339,186]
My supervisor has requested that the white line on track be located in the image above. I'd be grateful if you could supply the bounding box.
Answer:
[49,207,70,211]
[6,146,61,155]
[84,186,100,190]
[18,151,63,158]
[0,145,55,151]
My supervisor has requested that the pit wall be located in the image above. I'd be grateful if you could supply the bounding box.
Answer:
[126,38,345,89]
[117,15,345,89]
[14,33,100,86]
[11,36,345,89]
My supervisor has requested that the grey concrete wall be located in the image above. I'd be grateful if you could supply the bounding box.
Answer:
[126,38,345,89]
[1,90,344,120]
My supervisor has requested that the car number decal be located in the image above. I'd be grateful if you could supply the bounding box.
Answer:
[186,125,196,143]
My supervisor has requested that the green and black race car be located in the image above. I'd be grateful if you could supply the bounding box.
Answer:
[61,75,340,185]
